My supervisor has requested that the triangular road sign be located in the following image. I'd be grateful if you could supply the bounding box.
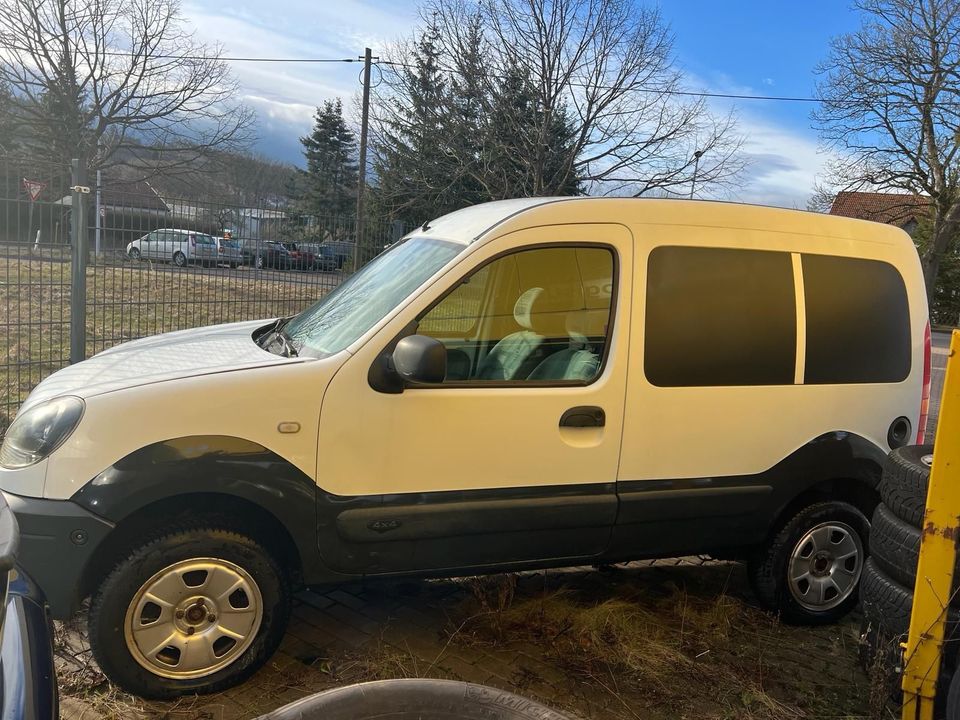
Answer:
[22,178,46,202]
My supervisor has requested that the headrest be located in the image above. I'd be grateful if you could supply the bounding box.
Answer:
[513,287,544,330]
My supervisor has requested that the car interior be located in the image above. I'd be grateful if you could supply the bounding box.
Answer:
[417,246,613,383]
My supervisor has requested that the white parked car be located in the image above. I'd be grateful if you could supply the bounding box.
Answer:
[127,229,238,267]
[0,198,930,699]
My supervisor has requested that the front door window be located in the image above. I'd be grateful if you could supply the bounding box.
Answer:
[417,246,615,383]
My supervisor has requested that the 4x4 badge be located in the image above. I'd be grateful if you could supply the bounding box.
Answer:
[368,519,401,533]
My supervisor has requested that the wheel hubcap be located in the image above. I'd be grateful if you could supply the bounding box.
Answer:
[787,521,863,611]
[124,558,263,679]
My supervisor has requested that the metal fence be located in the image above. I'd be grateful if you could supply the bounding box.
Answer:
[0,154,404,429]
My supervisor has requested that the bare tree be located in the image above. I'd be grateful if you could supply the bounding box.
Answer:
[0,0,255,176]
[373,0,743,214]
[806,183,838,214]
[814,0,960,302]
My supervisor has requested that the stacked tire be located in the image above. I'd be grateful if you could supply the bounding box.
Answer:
[859,445,957,697]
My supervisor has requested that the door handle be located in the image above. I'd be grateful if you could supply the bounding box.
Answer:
[559,406,605,428]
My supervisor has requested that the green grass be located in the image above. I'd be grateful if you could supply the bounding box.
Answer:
[0,255,334,428]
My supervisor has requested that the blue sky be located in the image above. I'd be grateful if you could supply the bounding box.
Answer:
[182,1,865,208]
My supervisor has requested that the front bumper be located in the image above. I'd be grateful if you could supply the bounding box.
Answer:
[2,492,113,619]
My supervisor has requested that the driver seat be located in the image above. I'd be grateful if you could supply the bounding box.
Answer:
[475,287,548,380]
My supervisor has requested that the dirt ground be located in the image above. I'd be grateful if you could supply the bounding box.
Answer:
[55,557,882,720]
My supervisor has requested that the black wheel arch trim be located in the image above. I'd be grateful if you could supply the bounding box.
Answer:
[70,435,328,582]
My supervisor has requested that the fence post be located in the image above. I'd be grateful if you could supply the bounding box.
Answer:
[70,158,88,364]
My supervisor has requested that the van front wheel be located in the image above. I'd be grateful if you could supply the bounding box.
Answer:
[747,501,869,625]
[88,524,290,699]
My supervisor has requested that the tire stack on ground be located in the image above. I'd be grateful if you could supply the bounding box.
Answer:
[859,445,958,696]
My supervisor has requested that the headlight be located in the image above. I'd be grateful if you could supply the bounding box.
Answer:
[0,396,84,469]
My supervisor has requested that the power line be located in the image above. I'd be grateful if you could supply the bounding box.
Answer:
[101,52,364,63]
[26,48,830,103]
[375,59,824,103]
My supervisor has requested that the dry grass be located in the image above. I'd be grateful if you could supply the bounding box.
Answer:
[453,565,874,720]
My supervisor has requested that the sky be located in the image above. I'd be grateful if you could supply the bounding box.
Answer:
[181,0,865,209]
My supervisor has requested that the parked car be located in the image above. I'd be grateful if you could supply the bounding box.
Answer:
[216,238,243,268]
[240,240,294,270]
[0,492,58,719]
[319,240,354,269]
[0,198,930,699]
[281,242,316,271]
[126,229,220,267]
[300,243,339,272]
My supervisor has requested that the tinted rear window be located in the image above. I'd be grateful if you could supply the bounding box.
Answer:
[802,254,910,384]
[645,246,797,386]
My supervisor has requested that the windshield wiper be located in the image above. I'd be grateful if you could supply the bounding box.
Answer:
[275,329,298,357]
[258,317,297,357]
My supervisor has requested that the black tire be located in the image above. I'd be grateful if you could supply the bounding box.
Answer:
[880,445,934,527]
[255,255,264,269]
[871,502,960,591]
[129,247,141,260]
[259,679,572,720]
[229,263,238,269]
[172,251,187,268]
[88,524,291,699]
[860,557,960,673]
[947,662,960,720]
[747,501,869,625]
[861,556,960,653]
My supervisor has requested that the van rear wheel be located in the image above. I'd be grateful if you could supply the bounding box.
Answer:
[747,501,869,625]
[88,523,290,699]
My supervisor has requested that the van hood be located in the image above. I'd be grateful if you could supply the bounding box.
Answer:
[20,320,304,411]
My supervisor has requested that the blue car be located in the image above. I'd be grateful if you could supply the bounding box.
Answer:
[0,495,57,719]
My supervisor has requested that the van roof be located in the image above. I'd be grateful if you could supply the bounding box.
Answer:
[413,197,914,248]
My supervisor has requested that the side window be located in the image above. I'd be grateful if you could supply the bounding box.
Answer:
[418,246,616,384]
[645,246,797,386]
[802,254,910,384]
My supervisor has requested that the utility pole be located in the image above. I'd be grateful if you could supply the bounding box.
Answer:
[69,158,88,364]
[354,47,373,272]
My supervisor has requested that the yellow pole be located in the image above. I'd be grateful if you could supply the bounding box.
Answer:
[902,330,960,720]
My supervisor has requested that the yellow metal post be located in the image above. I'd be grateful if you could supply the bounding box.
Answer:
[902,330,960,720]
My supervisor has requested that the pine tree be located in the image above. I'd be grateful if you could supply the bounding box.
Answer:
[482,59,582,198]
[300,99,358,219]
[373,20,460,227]
[0,79,18,155]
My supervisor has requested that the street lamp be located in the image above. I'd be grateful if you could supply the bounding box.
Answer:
[689,149,704,200]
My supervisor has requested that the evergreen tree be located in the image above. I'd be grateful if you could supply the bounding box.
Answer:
[373,19,460,227]
[372,17,583,224]
[0,79,19,155]
[300,98,358,218]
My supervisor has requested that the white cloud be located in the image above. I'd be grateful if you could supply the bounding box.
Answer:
[734,114,830,208]
[178,0,828,205]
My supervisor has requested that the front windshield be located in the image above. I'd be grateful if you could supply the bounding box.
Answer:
[285,237,464,357]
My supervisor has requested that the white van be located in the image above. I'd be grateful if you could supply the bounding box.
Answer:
[0,199,930,698]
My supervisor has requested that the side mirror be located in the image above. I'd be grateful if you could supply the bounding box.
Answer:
[392,335,446,384]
